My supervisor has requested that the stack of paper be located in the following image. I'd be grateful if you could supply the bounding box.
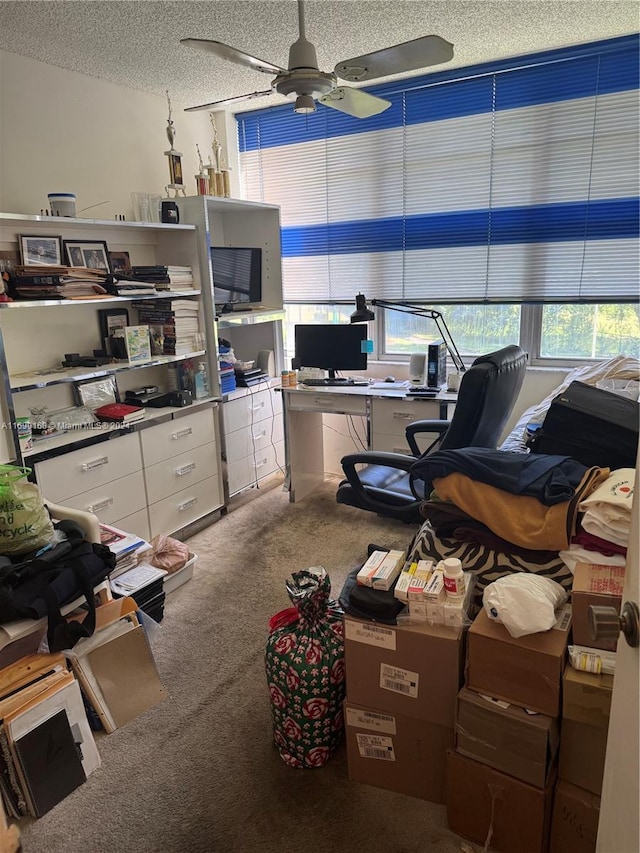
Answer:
[99,523,150,579]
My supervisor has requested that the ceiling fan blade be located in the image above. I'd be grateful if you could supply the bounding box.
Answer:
[184,90,274,113]
[180,38,286,75]
[319,87,391,119]
[334,35,454,82]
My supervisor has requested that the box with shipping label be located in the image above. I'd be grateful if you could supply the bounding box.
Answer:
[446,750,556,853]
[345,700,452,802]
[558,667,613,796]
[343,615,463,726]
[466,607,571,716]
[549,779,600,853]
[455,687,559,788]
[571,562,625,651]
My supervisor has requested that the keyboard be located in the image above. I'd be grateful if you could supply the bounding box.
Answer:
[301,378,365,387]
[406,386,438,397]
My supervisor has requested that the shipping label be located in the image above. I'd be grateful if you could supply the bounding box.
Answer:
[345,620,396,650]
[356,733,396,761]
[552,603,572,632]
[380,663,419,698]
[346,708,396,735]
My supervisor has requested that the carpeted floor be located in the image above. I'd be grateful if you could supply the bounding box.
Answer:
[19,477,476,853]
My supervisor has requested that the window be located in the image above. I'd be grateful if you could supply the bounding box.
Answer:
[238,35,639,364]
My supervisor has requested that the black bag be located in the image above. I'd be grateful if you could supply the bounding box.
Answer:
[0,519,116,652]
[528,381,639,470]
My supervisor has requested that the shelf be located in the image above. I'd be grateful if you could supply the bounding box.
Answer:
[216,308,285,328]
[0,290,201,309]
[10,351,206,391]
[0,212,196,231]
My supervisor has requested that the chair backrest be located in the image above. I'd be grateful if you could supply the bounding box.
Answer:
[438,345,527,450]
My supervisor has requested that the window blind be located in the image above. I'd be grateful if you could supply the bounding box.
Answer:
[237,35,639,304]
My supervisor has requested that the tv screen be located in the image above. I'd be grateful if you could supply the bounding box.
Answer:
[294,324,368,378]
[211,247,262,308]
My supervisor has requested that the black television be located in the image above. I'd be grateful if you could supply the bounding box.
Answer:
[210,246,262,310]
[294,324,368,379]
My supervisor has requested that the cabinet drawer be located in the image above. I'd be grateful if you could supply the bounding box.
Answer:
[227,440,284,496]
[35,433,142,502]
[371,397,441,436]
[286,391,367,415]
[60,471,146,524]
[140,408,215,467]
[148,475,222,537]
[225,417,284,463]
[143,442,219,503]
[112,508,151,542]
[223,388,282,435]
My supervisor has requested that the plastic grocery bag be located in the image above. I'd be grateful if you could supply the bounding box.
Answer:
[483,574,568,638]
[265,567,345,768]
[0,465,54,556]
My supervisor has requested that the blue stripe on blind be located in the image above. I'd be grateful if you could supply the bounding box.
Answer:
[281,198,639,257]
[237,34,639,152]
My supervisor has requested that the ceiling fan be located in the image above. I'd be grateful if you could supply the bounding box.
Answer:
[181,0,453,118]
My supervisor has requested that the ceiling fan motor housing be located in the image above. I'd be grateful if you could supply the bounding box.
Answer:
[278,37,336,99]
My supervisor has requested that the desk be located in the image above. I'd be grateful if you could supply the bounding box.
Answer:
[281,384,457,502]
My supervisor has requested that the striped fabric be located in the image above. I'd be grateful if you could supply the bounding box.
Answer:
[237,35,639,305]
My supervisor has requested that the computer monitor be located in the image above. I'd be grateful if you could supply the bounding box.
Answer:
[294,324,368,378]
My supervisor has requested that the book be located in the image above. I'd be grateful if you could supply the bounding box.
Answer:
[99,523,147,557]
[124,326,152,363]
[94,402,146,423]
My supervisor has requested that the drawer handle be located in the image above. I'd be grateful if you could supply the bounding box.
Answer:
[178,497,198,512]
[392,412,413,420]
[315,397,332,405]
[171,427,193,440]
[249,402,265,412]
[81,456,109,471]
[255,458,268,469]
[252,429,267,440]
[175,462,196,477]
[87,497,113,513]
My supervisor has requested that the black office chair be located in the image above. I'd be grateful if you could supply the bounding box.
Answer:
[336,345,528,522]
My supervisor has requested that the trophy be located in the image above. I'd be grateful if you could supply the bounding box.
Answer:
[195,144,210,196]
[164,91,186,198]
[208,115,231,197]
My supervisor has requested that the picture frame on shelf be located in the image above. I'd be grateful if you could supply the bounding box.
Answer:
[19,235,63,266]
[75,375,119,411]
[109,251,132,276]
[124,325,152,364]
[63,239,111,272]
[98,308,130,355]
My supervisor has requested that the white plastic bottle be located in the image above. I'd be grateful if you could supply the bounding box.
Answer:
[442,557,465,598]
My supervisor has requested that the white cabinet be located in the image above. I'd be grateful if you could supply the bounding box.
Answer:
[221,384,284,497]
[370,397,449,454]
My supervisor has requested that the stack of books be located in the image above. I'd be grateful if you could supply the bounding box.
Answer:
[13,265,109,299]
[109,278,157,297]
[110,563,167,623]
[99,523,150,579]
[94,402,146,425]
[132,298,201,356]
[0,652,101,818]
[132,265,195,291]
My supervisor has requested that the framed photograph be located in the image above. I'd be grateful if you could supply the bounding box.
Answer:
[98,308,130,354]
[75,375,119,410]
[63,239,111,272]
[19,235,63,266]
[124,325,152,364]
[109,251,131,276]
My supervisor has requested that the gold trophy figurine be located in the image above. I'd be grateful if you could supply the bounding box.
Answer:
[164,91,186,198]
[209,114,226,197]
[195,144,210,196]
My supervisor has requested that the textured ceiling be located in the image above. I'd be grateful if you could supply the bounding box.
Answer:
[0,1,638,113]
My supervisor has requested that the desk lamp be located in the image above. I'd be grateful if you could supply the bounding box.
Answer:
[350,293,466,374]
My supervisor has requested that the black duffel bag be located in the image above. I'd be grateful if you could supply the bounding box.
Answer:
[0,519,115,652]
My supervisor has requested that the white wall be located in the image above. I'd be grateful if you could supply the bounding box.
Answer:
[0,51,215,219]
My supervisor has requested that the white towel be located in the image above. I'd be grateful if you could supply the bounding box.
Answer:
[578,467,635,547]
[559,546,626,575]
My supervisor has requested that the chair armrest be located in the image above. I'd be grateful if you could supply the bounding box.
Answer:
[46,502,101,544]
[406,420,451,457]
[340,452,419,514]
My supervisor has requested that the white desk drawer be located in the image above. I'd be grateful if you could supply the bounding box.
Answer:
[223,388,281,434]
[35,433,142,503]
[371,397,441,435]
[227,440,284,496]
[148,475,222,537]
[61,471,146,524]
[225,417,284,463]
[112,508,150,542]
[286,391,367,415]
[143,441,219,503]
[140,408,215,467]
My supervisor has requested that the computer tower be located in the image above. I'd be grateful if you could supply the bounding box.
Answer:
[426,340,447,388]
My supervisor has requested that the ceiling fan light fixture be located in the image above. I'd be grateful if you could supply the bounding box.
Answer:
[294,93,316,114]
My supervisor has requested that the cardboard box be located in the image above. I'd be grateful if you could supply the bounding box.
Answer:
[571,563,625,651]
[345,700,452,802]
[549,780,600,853]
[455,687,559,788]
[466,607,571,716]
[446,750,556,853]
[343,615,463,726]
[559,667,613,796]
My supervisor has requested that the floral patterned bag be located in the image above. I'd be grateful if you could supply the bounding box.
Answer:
[265,567,345,768]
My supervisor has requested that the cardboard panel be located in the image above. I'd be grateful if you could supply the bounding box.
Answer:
[343,615,463,726]
[446,750,555,853]
[549,780,600,853]
[562,667,613,729]
[466,608,570,716]
[345,700,452,802]
[558,719,608,796]
[571,563,624,651]
[455,687,559,788]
